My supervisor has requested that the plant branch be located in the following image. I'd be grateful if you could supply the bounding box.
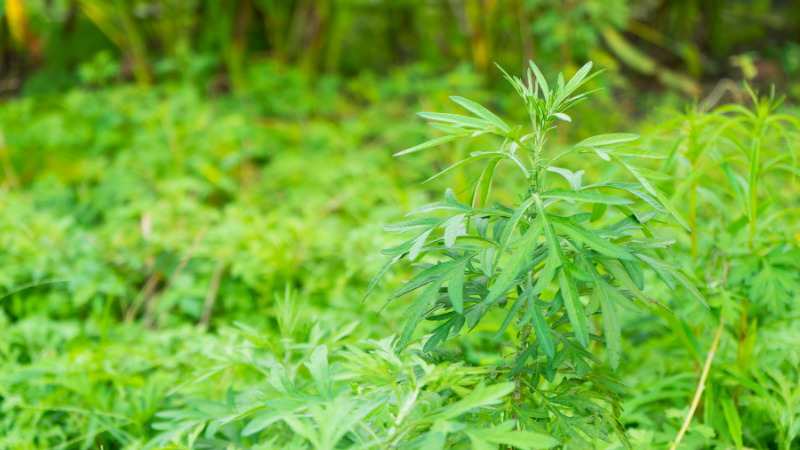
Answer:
[669,317,726,450]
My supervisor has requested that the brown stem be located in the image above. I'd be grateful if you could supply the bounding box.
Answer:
[199,260,226,326]
[143,225,208,328]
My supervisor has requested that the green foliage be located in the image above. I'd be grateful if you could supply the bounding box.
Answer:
[0,57,799,450]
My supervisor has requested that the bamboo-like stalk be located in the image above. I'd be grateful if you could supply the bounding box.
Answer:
[669,318,726,450]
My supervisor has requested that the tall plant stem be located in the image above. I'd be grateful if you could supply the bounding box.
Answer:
[689,181,698,264]
[669,318,725,450]
[513,323,532,403]
[734,296,749,407]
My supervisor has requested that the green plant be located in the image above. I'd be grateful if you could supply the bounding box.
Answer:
[365,61,708,446]
[629,84,800,450]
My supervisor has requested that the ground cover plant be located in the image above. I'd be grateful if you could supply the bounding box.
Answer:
[0,51,799,450]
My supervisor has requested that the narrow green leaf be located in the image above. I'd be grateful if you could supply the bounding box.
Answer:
[665,266,709,308]
[551,219,635,261]
[423,153,508,183]
[394,135,463,157]
[509,340,539,377]
[635,253,676,290]
[441,214,466,248]
[389,255,471,300]
[558,268,589,348]
[597,283,621,370]
[577,133,639,148]
[495,196,537,262]
[590,202,607,222]
[472,157,502,208]
[607,146,668,159]
[630,166,673,181]
[484,216,544,307]
[450,96,511,133]
[531,299,554,358]
[397,275,448,352]
[364,254,402,300]
[448,258,471,314]
[721,396,743,450]
[542,189,633,205]
[620,259,644,290]
[529,60,549,101]
[417,111,491,129]
[383,218,443,233]
[492,295,526,342]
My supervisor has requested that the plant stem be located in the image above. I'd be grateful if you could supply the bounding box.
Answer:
[689,180,698,264]
[669,317,725,450]
[513,323,532,403]
[734,296,749,407]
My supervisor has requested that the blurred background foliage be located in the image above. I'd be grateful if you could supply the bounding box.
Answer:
[1,0,800,449]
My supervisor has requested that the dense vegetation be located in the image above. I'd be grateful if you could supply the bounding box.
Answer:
[1,1,800,449]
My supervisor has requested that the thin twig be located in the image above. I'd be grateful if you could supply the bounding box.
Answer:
[199,259,225,326]
[124,271,161,323]
[143,225,208,327]
[669,317,726,450]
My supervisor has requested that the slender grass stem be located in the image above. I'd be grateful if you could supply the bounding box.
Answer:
[669,317,725,450]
